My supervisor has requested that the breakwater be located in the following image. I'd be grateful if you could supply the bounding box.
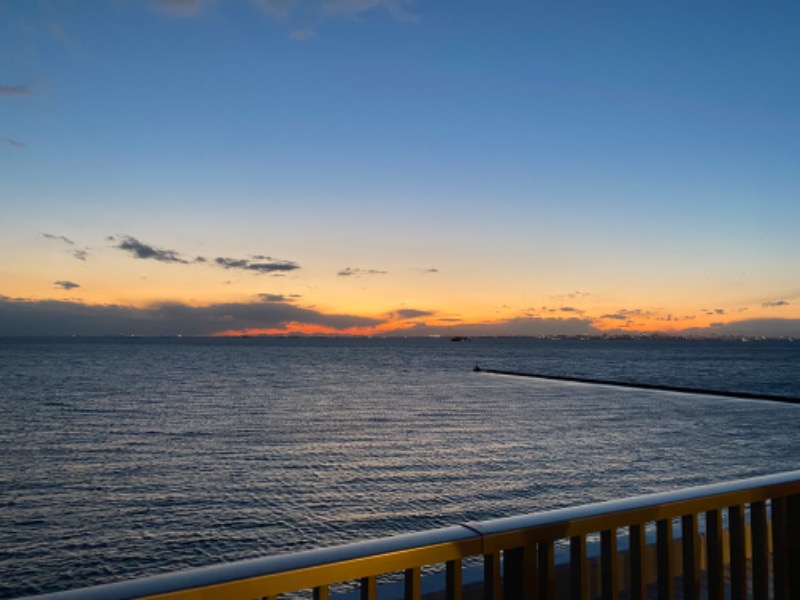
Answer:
[476,366,800,404]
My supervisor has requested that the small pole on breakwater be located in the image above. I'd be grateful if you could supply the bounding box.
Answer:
[474,367,800,405]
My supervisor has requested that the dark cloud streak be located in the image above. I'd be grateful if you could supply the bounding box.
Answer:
[338,267,387,277]
[0,84,32,96]
[215,257,300,274]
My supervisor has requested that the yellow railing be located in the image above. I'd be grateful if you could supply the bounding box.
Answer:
[27,470,800,600]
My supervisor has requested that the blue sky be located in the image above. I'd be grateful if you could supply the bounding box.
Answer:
[2,0,799,336]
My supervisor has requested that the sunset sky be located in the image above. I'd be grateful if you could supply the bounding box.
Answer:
[2,0,799,337]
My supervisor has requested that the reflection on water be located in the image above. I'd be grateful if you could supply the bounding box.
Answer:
[0,337,797,597]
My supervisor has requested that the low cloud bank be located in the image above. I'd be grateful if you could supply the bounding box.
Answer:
[0,297,381,336]
[385,317,603,338]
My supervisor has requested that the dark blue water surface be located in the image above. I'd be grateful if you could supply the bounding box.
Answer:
[0,337,798,597]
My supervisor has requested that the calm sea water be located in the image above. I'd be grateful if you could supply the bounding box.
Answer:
[0,337,798,598]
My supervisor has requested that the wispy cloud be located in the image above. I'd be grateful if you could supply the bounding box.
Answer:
[216,257,300,274]
[111,235,300,275]
[551,290,596,301]
[149,0,419,38]
[323,0,418,21]
[251,0,295,18]
[0,84,32,96]
[762,300,790,308]
[44,233,92,261]
[259,293,301,302]
[112,235,192,264]
[599,308,652,320]
[54,281,80,291]
[43,233,75,245]
[391,308,433,320]
[151,0,206,16]
[338,267,387,277]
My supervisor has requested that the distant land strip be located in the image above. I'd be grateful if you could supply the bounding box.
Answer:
[475,367,800,405]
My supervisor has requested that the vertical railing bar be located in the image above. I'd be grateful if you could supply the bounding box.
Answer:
[601,528,618,600]
[446,559,463,600]
[313,585,329,600]
[787,494,800,599]
[751,500,769,600]
[706,508,724,600]
[503,547,523,600]
[538,540,556,600]
[484,553,501,600]
[729,504,747,600]
[570,535,588,600]
[523,542,539,600]
[628,524,647,600]
[405,566,421,600]
[771,497,789,600]
[656,519,673,600]
[360,575,377,600]
[681,514,700,600]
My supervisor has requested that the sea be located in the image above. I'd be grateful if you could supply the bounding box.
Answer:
[0,336,798,598]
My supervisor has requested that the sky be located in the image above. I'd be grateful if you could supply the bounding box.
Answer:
[2,0,799,337]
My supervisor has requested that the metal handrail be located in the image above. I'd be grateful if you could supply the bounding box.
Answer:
[25,470,800,600]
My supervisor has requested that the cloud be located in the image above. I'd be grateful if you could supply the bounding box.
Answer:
[216,257,300,274]
[762,300,790,308]
[337,267,387,277]
[251,0,295,18]
[0,297,382,336]
[3,138,24,147]
[291,28,316,40]
[111,235,300,275]
[54,281,80,291]
[323,0,418,21]
[43,233,75,245]
[0,84,32,96]
[678,319,800,338]
[385,316,602,338]
[152,0,206,16]
[259,293,299,302]
[391,309,433,320]
[71,249,89,261]
[551,290,595,301]
[114,235,191,264]
[599,308,652,321]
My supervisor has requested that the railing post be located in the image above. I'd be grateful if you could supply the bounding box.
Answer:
[628,524,647,600]
[656,519,673,600]
[360,575,377,600]
[600,529,618,600]
[728,504,747,600]
[314,586,329,600]
[446,559,463,600]
[484,552,501,600]
[538,540,556,600]
[504,544,537,600]
[752,500,769,600]
[405,567,421,600]
[706,509,724,600]
[772,497,789,600]
[788,494,800,598]
[681,514,700,600]
[570,535,588,600]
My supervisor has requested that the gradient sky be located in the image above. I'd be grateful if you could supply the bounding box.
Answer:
[2,0,799,337]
